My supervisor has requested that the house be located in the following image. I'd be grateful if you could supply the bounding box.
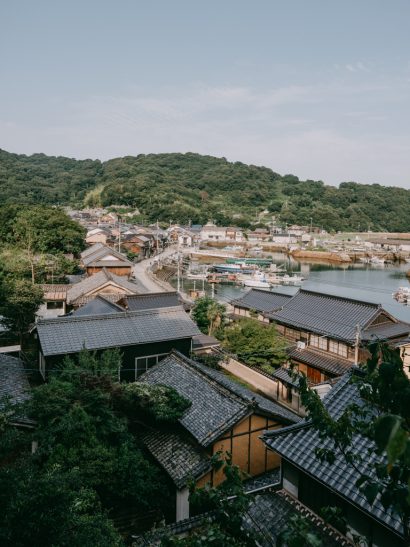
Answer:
[81,243,133,277]
[263,370,407,546]
[246,229,271,243]
[230,289,292,324]
[85,228,109,245]
[138,351,300,520]
[66,268,140,308]
[37,284,71,319]
[35,307,201,380]
[225,226,244,242]
[199,222,227,241]
[267,289,410,384]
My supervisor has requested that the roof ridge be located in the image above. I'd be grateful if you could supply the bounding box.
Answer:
[298,289,380,308]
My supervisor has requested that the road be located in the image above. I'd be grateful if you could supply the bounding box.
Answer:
[131,246,182,293]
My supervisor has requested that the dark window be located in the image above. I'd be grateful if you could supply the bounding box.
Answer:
[46,301,64,310]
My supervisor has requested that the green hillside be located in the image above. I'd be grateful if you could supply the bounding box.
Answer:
[1,149,409,231]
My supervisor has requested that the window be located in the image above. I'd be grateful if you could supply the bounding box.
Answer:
[338,344,348,358]
[329,340,338,354]
[46,301,64,310]
[310,334,319,348]
[135,353,168,379]
[318,337,328,351]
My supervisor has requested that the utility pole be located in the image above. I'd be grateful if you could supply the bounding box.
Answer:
[118,215,121,253]
[354,324,361,365]
[211,282,215,299]
[156,219,159,256]
[177,251,180,292]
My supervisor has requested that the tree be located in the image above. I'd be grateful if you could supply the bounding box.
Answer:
[223,318,288,370]
[0,278,43,343]
[0,350,191,545]
[192,296,226,337]
[296,341,410,541]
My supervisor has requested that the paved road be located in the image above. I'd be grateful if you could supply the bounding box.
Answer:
[132,246,181,293]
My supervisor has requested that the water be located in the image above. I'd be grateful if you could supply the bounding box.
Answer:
[171,254,410,322]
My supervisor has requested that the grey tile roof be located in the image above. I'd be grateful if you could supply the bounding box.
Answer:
[81,242,105,259]
[37,307,200,357]
[66,268,139,305]
[288,346,353,377]
[88,260,132,268]
[263,371,404,538]
[363,321,410,341]
[138,352,300,447]
[231,289,292,314]
[269,289,382,343]
[82,244,133,267]
[242,489,349,546]
[124,292,180,311]
[0,354,31,408]
[272,366,300,387]
[191,334,220,350]
[142,429,211,489]
[71,296,124,317]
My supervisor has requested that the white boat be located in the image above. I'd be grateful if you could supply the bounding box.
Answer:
[242,271,271,289]
[280,274,304,285]
[186,272,208,280]
[369,256,385,265]
[393,287,410,304]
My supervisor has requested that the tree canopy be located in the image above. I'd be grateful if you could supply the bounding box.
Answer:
[2,149,410,231]
[0,350,191,545]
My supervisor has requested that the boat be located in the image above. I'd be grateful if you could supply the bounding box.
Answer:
[242,271,272,289]
[279,273,304,285]
[393,287,410,305]
[186,271,208,280]
[226,257,273,266]
[369,256,385,265]
[213,262,256,274]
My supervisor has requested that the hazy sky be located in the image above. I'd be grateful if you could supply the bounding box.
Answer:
[1,1,410,187]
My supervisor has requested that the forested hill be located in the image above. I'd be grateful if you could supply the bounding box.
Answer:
[1,148,410,231]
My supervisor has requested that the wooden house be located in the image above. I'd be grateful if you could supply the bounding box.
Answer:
[263,370,407,546]
[85,228,110,245]
[66,268,139,309]
[267,289,410,384]
[34,306,200,380]
[139,351,300,521]
[81,243,133,277]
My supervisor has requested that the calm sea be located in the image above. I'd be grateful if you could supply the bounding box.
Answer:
[171,253,410,323]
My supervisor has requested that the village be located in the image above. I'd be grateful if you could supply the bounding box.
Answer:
[1,206,410,545]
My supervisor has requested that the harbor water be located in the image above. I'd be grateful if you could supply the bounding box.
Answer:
[170,252,410,323]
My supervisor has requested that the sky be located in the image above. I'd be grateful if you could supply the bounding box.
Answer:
[1,0,410,187]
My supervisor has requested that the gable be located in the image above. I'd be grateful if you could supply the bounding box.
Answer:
[367,311,395,328]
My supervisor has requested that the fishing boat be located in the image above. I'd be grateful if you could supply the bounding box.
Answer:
[242,270,271,289]
[393,287,410,304]
[279,273,304,285]
[226,257,273,266]
[212,262,256,274]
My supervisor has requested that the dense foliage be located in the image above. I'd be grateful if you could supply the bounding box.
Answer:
[2,149,410,231]
[0,350,191,545]
[191,296,226,337]
[223,318,289,371]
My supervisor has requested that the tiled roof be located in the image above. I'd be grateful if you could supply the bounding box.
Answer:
[124,292,180,311]
[138,352,299,447]
[269,289,381,343]
[242,489,349,546]
[87,260,132,268]
[39,284,71,301]
[37,307,200,357]
[272,366,300,387]
[71,296,124,316]
[81,242,105,259]
[231,289,292,314]
[191,334,220,350]
[263,371,404,538]
[81,244,133,267]
[142,429,211,488]
[288,346,353,376]
[0,354,31,408]
[66,268,139,305]
[363,321,410,341]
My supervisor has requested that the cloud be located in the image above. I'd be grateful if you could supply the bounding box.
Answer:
[1,81,409,187]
